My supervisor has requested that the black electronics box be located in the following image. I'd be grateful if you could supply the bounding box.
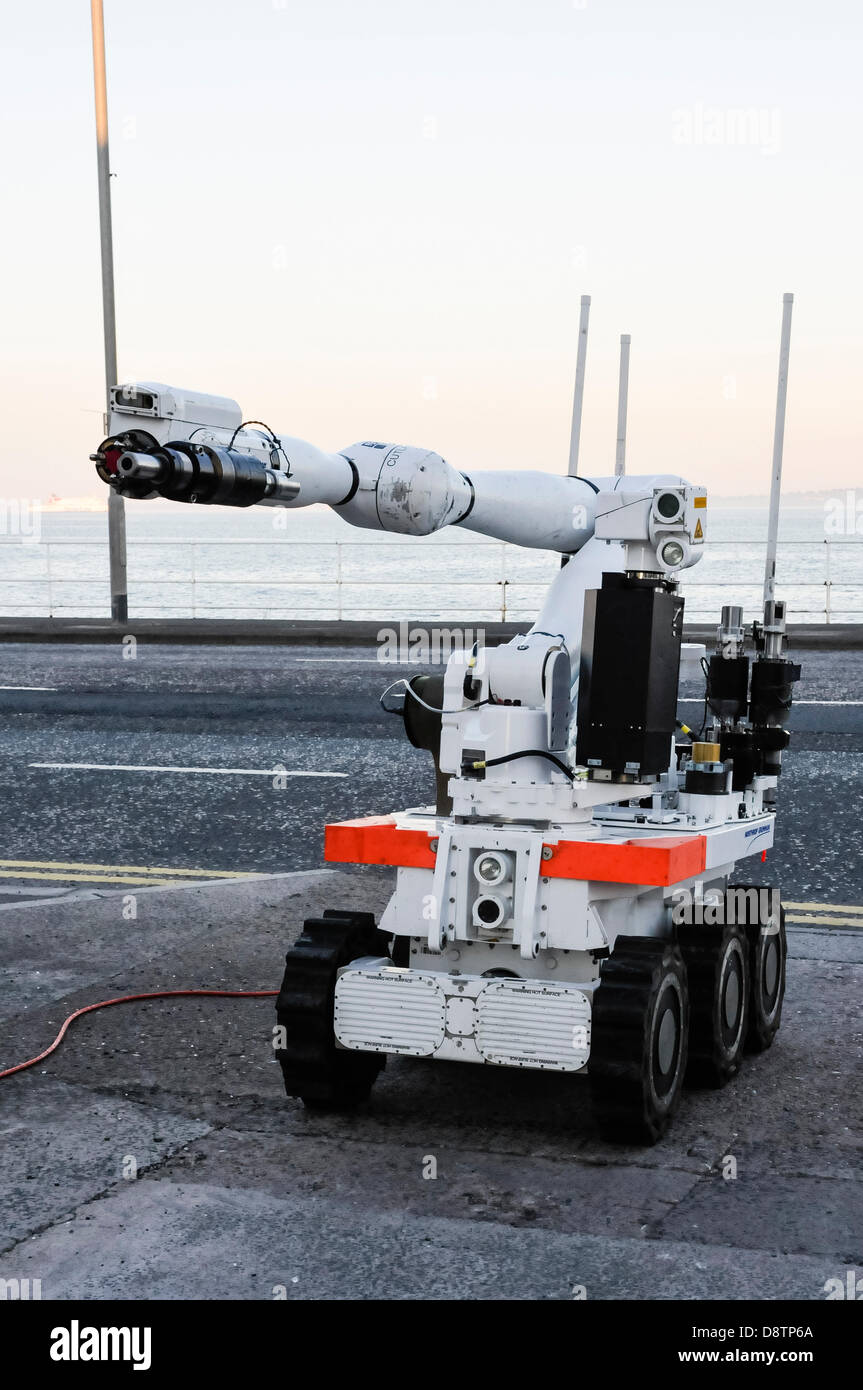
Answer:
[576,574,684,778]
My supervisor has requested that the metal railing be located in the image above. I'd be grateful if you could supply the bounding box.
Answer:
[0,537,860,623]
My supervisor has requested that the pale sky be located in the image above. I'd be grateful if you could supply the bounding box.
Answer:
[2,0,861,499]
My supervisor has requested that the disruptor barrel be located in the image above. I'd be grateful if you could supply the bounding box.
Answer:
[108,440,299,506]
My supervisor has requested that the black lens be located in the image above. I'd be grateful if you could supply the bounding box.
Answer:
[656,491,682,519]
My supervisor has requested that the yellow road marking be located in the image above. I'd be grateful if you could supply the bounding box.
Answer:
[786,913,863,928]
[784,900,863,914]
[0,858,261,879]
[0,870,195,886]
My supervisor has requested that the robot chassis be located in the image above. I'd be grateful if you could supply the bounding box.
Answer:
[95,382,800,1142]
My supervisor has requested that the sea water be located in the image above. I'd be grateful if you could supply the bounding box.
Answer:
[0,502,859,624]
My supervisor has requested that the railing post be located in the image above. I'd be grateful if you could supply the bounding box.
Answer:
[46,542,53,618]
[191,543,197,619]
[824,538,831,625]
[336,543,343,620]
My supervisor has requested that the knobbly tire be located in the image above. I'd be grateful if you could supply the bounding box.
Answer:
[275,909,389,1110]
[680,920,750,1087]
[739,890,786,1053]
[590,936,690,1145]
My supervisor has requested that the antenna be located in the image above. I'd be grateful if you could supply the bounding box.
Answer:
[763,293,794,608]
[614,333,631,476]
[567,295,591,476]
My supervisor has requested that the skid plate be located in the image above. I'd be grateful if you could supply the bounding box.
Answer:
[334,962,591,1071]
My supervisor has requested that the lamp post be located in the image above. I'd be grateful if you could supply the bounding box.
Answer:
[90,0,128,623]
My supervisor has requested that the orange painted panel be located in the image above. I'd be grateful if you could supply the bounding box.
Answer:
[324,815,436,869]
[541,834,706,886]
[325,815,705,887]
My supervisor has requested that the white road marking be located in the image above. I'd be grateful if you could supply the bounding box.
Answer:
[679,698,863,707]
[293,657,408,665]
[0,684,58,691]
[29,762,347,778]
[795,700,863,707]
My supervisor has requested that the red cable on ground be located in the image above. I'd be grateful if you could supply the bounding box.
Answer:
[0,989,279,1080]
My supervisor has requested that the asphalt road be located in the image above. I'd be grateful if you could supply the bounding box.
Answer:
[1,871,860,1301]
[0,641,860,900]
[0,642,861,1302]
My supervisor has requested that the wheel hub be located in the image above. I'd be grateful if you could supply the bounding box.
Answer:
[763,938,779,1000]
[657,1005,678,1074]
[723,965,741,1030]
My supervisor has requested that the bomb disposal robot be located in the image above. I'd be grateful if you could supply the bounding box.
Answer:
[95,382,799,1142]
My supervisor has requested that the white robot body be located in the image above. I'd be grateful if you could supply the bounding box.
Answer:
[95,382,797,1142]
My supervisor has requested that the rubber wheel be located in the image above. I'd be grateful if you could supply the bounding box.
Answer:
[590,936,690,1145]
[681,921,750,1088]
[275,909,388,1110]
[744,900,786,1053]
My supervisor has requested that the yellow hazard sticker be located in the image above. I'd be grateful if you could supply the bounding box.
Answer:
[694,496,707,508]
[694,518,704,539]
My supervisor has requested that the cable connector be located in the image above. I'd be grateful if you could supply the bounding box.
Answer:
[461,749,575,782]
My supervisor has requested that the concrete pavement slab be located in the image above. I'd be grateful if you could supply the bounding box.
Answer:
[2,1180,855,1301]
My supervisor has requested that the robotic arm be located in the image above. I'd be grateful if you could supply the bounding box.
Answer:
[94,381,702,559]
